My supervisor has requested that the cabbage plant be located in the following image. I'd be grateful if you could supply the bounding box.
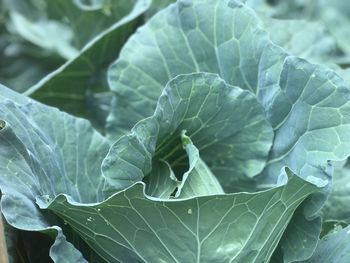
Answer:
[1,0,350,262]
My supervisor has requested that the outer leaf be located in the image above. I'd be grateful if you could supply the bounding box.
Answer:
[302,225,350,263]
[102,73,273,193]
[49,173,318,263]
[23,0,151,128]
[0,85,110,262]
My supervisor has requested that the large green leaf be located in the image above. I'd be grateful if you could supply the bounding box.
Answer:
[49,172,318,263]
[102,73,273,193]
[302,225,350,263]
[0,84,110,262]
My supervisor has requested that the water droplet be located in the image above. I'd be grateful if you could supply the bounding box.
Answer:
[97,208,101,212]
[87,217,94,222]
[187,208,192,214]
[311,74,316,78]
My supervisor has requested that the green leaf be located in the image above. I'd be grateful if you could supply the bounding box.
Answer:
[262,18,337,65]
[145,160,179,199]
[321,159,350,223]
[108,0,350,191]
[102,73,273,193]
[6,0,148,57]
[107,0,279,138]
[278,207,322,263]
[301,225,350,263]
[107,0,350,188]
[176,131,224,198]
[49,173,318,263]
[0,4,60,91]
[145,0,175,19]
[106,1,350,261]
[316,3,350,57]
[258,57,350,188]
[9,11,79,60]
[22,0,151,129]
[0,85,110,262]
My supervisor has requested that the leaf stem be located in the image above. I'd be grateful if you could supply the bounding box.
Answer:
[0,214,9,263]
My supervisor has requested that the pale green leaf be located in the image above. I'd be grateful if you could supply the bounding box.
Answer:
[49,173,318,263]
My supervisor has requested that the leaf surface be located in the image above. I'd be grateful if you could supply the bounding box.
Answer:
[23,0,151,128]
[103,73,273,193]
[0,85,110,262]
[301,225,350,263]
[321,159,350,223]
[49,173,317,263]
